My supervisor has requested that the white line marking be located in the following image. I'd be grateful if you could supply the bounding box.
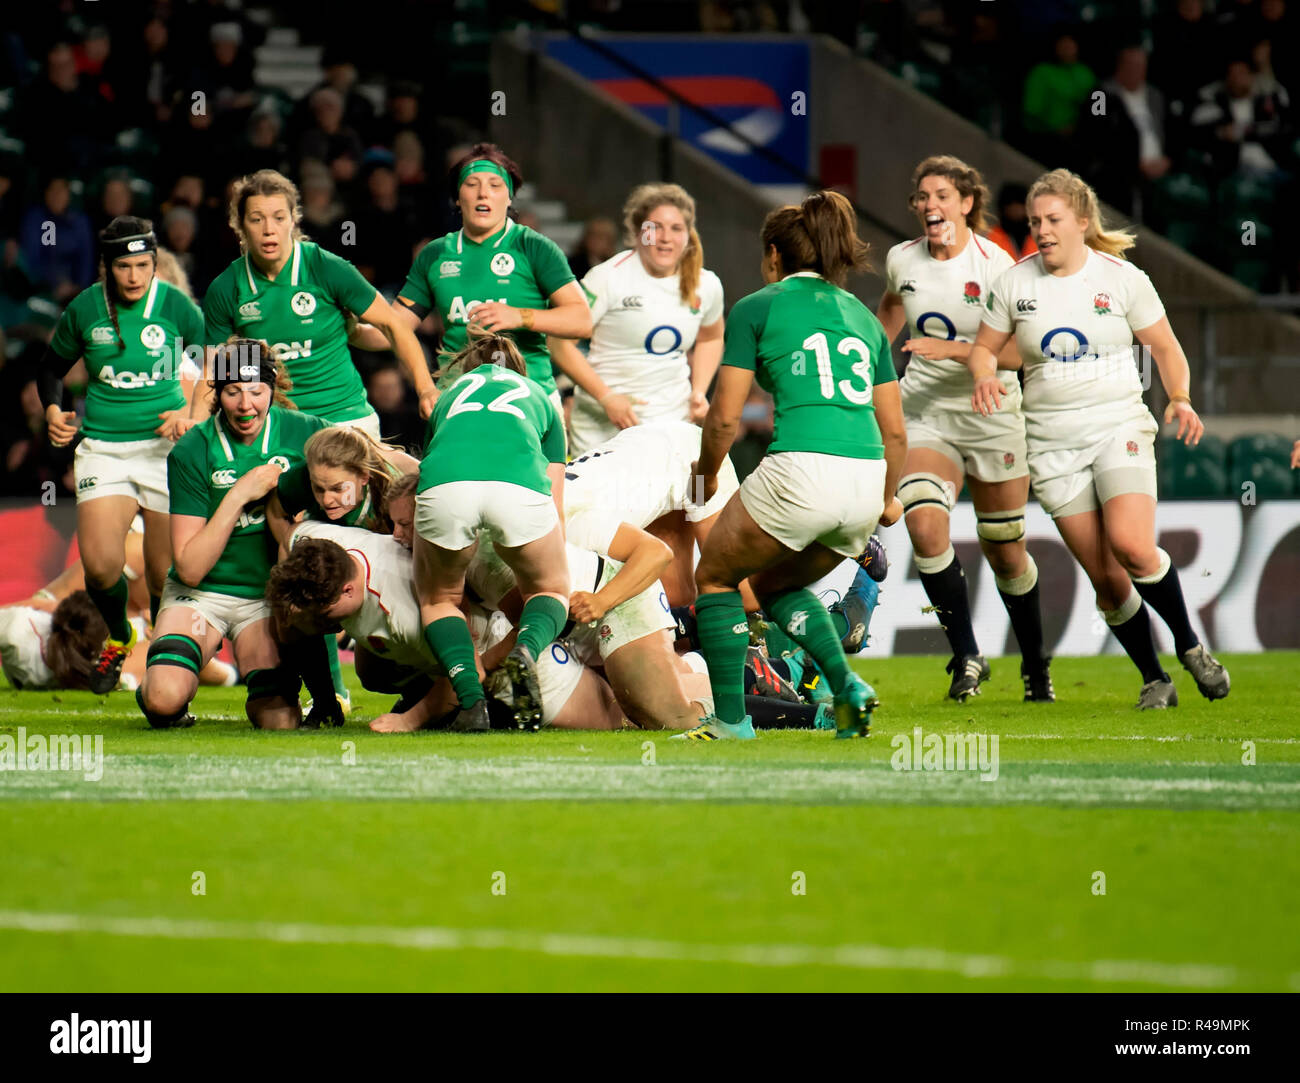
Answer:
[0,909,1285,990]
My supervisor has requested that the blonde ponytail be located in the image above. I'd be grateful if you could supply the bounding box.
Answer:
[1027,168,1136,257]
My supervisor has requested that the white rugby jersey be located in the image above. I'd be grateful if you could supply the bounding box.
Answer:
[290,521,440,674]
[983,247,1164,449]
[0,606,53,689]
[573,250,724,421]
[563,420,737,554]
[885,233,1019,413]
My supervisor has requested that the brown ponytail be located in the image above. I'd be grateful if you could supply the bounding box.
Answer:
[761,190,870,287]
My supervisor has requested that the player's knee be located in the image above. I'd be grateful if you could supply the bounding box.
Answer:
[245,665,301,707]
[137,674,193,723]
[1109,538,1155,575]
[899,473,954,549]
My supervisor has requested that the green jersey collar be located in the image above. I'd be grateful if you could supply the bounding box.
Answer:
[343,486,373,528]
[215,407,275,461]
[456,218,514,254]
[782,271,825,281]
[243,240,303,294]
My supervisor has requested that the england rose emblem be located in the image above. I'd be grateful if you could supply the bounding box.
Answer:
[964,281,981,304]
[1126,440,1139,456]
[1093,292,1112,315]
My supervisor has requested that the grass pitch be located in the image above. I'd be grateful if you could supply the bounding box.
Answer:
[1,653,1297,992]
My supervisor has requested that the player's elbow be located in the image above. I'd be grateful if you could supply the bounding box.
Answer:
[646,536,674,576]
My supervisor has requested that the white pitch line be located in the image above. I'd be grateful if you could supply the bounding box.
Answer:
[0,909,1287,990]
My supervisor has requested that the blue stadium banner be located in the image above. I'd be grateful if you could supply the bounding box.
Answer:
[544,36,810,185]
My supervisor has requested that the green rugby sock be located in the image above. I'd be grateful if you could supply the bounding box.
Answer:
[325,634,347,698]
[695,590,749,725]
[86,574,131,642]
[761,588,852,696]
[516,595,567,658]
[423,616,483,708]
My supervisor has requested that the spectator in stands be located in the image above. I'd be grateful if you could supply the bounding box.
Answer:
[353,157,423,292]
[393,132,439,239]
[1086,45,1172,222]
[1152,0,1220,116]
[192,22,258,116]
[699,1,782,32]
[1190,56,1293,179]
[366,363,422,453]
[132,15,181,130]
[291,45,376,148]
[160,206,199,287]
[233,105,291,179]
[568,217,618,279]
[18,42,104,173]
[1021,30,1094,165]
[372,81,438,153]
[93,175,135,239]
[297,87,365,187]
[19,177,94,302]
[985,182,1037,260]
[299,163,348,257]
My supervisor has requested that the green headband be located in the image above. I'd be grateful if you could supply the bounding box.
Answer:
[458,160,514,197]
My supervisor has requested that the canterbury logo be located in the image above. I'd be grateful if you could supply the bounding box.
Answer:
[1015,298,1037,313]
[732,622,748,634]
[210,469,237,486]
[448,664,465,678]
[238,301,261,319]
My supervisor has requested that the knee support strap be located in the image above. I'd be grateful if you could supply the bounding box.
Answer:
[146,634,203,675]
[245,666,302,702]
[976,505,1027,544]
[898,473,954,517]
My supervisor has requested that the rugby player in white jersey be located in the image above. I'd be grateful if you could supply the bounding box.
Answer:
[878,156,1051,703]
[967,168,1229,709]
[551,183,724,455]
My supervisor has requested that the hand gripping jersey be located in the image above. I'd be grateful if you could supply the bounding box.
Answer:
[399,219,576,393]
[203,240,380,423]
[167,406,330,597]
[572,250,724,421]
[982,247,1164,451]
[723,273,896,459]
[883,233,1020,414]
[50,278,204,441]
[289,520,442,674]
[418,364,566,495]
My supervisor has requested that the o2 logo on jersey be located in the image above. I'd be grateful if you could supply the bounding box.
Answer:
[550,643,570,665]
[291,291,316,317]
[268,455,291,472]
[915,311,957,341]
[210,469,238,487]
[1040,327,1094,363]
[490,253,515,277]
[139,323,166,350]
[644,324,683,356]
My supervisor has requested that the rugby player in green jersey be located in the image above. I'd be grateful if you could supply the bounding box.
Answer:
[198,169,435,434]
[38,216,205,694]
[678,192,907,741]
[413,334,570,732]
[136,340,329,730]
[348,144,600,410]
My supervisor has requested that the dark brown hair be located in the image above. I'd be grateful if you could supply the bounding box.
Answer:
[446,142,523,202]
[228,169,305,250]
[442,331,528,380]
[46,591,110,689]
[266,539,356,617]
[761,190,870,287]
[908,155,991,233]
[98,215,157,353]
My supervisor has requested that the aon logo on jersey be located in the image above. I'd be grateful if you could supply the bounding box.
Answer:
[97,366,159,389]
[272,340,312,360]
[236,506,267,529]
[447,297,507,325]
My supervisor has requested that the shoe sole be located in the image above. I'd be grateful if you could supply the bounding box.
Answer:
[1186,671,1230,701]
[833,695,878,739]
[503,652,543,731]
[450,712,490,733]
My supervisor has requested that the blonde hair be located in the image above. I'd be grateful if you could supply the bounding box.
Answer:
[761,190,871,287]
[228,169,306,252]
[623,183,703,306]
[438,330,528,384]
[1026,168,1136,257]
[909,155,991,234]
[304,427,399,532]
[154,247,193,299]
[387,472,419,506]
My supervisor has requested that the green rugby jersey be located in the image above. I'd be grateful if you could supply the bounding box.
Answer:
[722,273,897,459]
[276,459,397,531]
[418,364,565,496]
[399,219,574,392]
[50,278,204,442]
[167,406,330,598]
[203,240,379,423]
